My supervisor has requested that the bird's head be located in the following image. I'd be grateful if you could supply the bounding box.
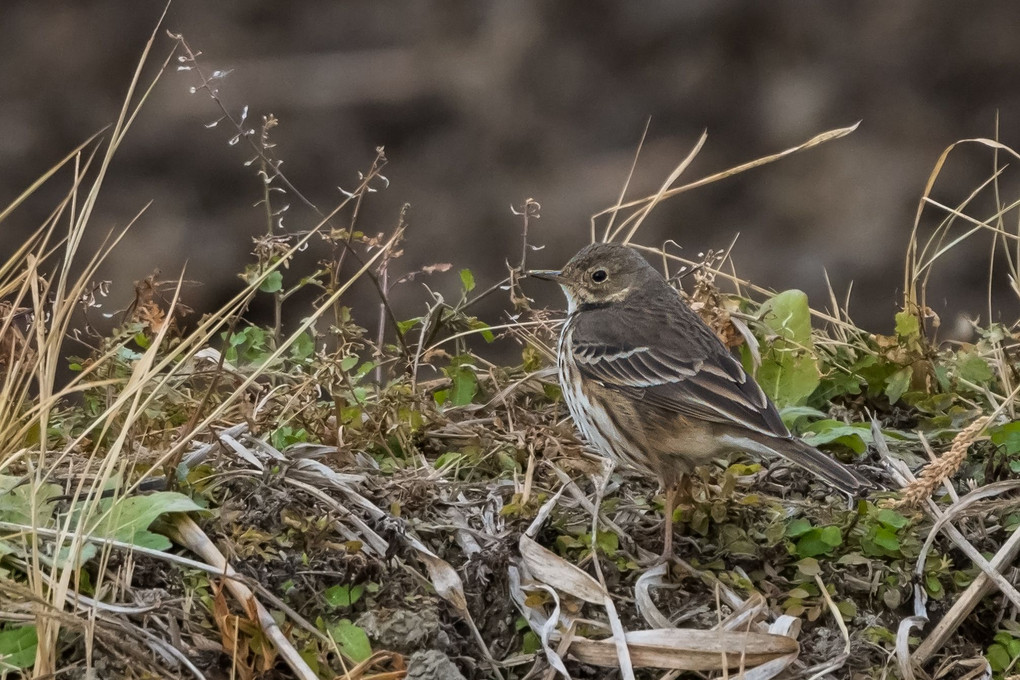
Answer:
[529,242,661,312]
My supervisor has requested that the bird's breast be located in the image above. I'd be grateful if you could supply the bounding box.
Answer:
[557,317,655,475]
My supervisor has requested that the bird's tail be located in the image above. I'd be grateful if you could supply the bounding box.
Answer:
[780,437,874,494]
[726,433,875,495]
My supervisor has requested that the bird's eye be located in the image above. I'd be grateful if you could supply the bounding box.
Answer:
[591,269,608,283]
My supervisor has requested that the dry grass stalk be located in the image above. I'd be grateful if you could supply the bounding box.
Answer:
[892,416,990,508]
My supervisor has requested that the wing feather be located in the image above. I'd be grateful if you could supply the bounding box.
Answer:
[568,296,789,438]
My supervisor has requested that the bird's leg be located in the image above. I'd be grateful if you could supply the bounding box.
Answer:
[661,473,693,562]
[661,483,676,562]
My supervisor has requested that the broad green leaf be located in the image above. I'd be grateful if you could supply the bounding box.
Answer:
[260,270,283,293]
[986,643,1011,672]
[872,527,900,552]
[469,319,495,343]
[991,421,1020,454]
[324,584,364,608]
[330,619,372,662]
[522,630,541,654]
[876,509,908,529]
[396,317,421,335]
[0,477,61,527]
[450,366,478,406]
[796,557,821,576]
[796,529,834,558]
[786,518,813,538]
[460,268,475,293]
[894,310,920,338]
[884,366,912,405]
[756,290,820,408]
[819,525,843,547]
[522,345,543,372]
[272,426,309,450]
[594,530,618,555]
[800,420,871,454]
[957,351,993,384]
[779,406,828,426]
[0,624,37,669]
[289,331,315,362]
[93,492,202,551]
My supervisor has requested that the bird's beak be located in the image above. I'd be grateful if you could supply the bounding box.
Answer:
[527,269,564,283]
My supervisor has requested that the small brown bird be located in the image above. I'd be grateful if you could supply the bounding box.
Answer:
[531,242,872,559]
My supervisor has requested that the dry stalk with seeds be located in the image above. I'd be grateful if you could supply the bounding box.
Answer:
[892,416,991,509]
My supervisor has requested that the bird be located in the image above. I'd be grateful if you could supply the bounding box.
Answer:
[530,242,873,560]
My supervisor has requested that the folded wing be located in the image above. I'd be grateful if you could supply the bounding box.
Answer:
[569,298,790,439]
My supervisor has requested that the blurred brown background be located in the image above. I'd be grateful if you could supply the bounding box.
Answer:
[4,1,1020,342]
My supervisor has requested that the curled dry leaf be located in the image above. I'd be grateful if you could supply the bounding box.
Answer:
[567,628,799,671]
[519,534,606,605]
[634,562,673,629]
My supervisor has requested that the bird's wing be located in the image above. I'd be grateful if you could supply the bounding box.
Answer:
[568,297,790,439]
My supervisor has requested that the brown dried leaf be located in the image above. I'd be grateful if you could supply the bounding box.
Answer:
[568,628,799,670]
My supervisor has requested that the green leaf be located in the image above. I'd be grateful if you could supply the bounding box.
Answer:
[991,421,1020,455]
[779,405,829,426]
[289,331,315,362]
[396,317,421,335]
[876,509,909,529]
[469,319,495,343]
[260,270,283,293]
[353,361,376,383]
[837,600,858,619]
[756,290,820,408]
[986,643,1012,672]
[800,420,871,454]
[819,525,843,547]
[0,477,61,527]
[450,366,478,406]
[460,268,476,293]
[229,329,249,346]
[522,630,541,654]
[872,527,900,553]
[594,530,619,555]
[330,619,372,662]
[93,492,202,551]
[957,351,993,384]
[795,529,834,558]
[0,624,37,669]
[884,366,912,405]
[271,425,308,449]
[796,557,821,576]
[894,311,920,338]
[522,345,544,372]
[786,518,813,538]
[324,584,364,608]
